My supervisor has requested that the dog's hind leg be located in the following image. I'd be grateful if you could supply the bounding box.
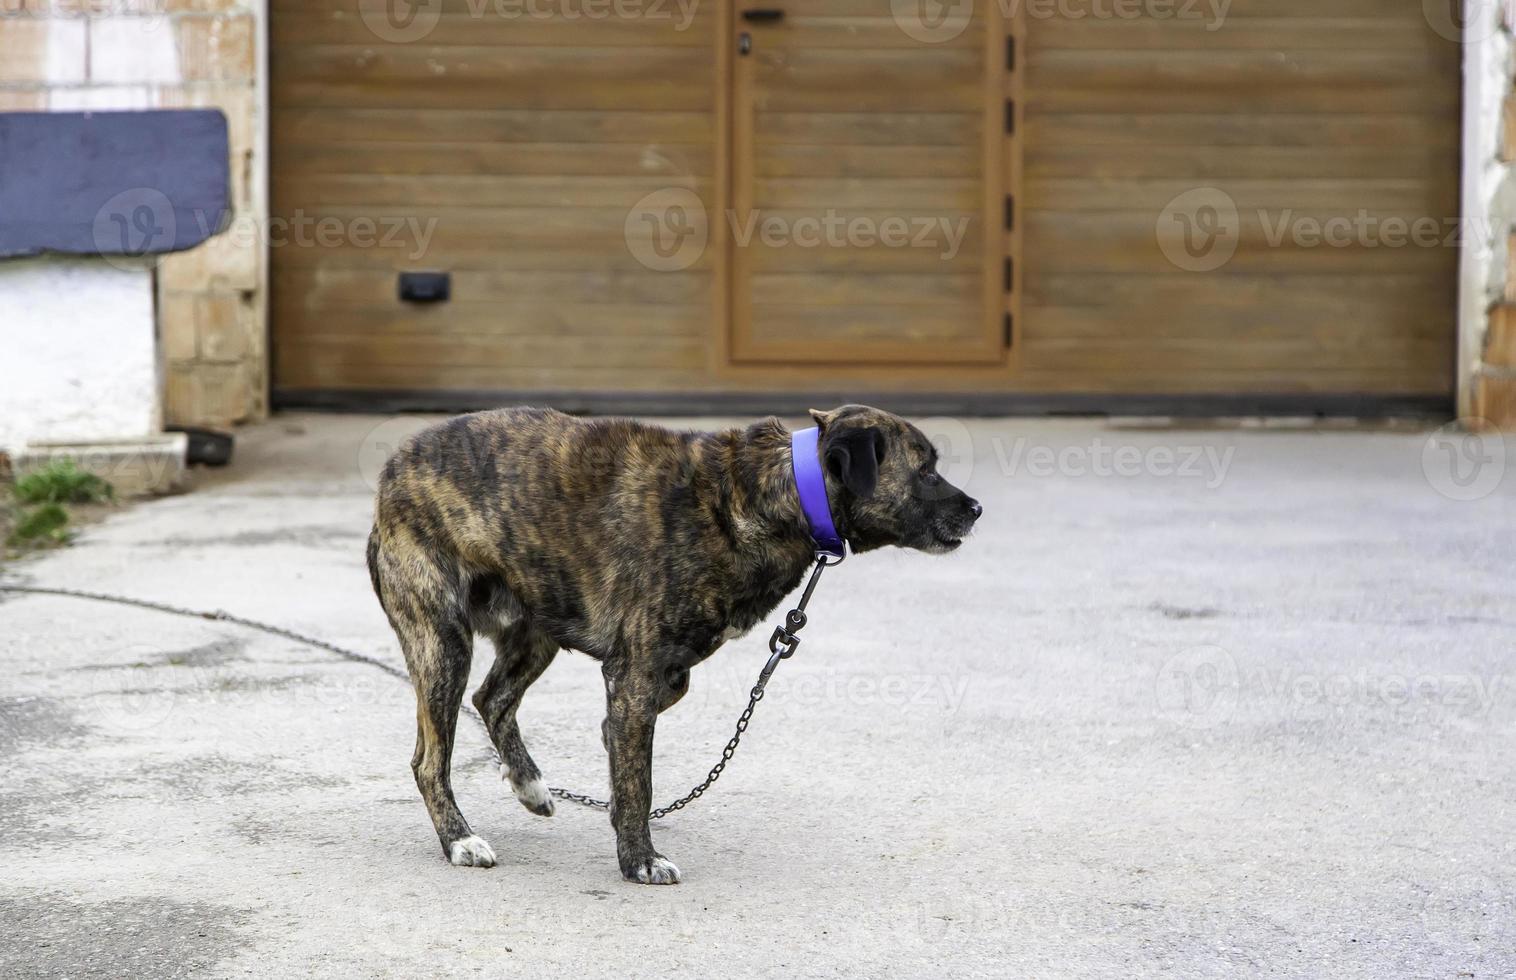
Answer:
[377,554,492,868]
[473,621,559,817]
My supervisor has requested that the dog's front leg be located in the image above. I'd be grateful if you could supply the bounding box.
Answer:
[603,659,681,885]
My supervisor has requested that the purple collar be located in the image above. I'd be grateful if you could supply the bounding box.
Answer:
[791,427,846,558]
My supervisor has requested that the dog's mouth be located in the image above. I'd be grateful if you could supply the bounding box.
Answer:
[928,528,964,552]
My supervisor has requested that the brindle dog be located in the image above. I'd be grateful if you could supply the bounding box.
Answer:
[367,404,981,884]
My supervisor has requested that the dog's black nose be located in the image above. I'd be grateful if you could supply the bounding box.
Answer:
[968,499,982,520]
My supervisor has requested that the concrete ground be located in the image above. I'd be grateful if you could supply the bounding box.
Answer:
[2,413,1513,979]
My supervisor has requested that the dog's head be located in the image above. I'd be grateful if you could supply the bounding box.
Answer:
[809,405,981,555]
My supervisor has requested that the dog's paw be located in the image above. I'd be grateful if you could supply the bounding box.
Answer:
[447,835,497,868]
[500,765,554,817]
[623,855,681,885]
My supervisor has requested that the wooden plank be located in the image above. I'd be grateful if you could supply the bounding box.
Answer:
[1025,209,1461,275]
[750,304,986,347]
[272,46,712,111]
[273,108,710,145]
[1026,143,1454,180]
[277,175,715,209]
[1025,272,1452,317]
[1024,178,1453,213]
[756,111,980,146]
[756,144,981,178]
[1026,50,1459,114]
[1009,367,1452,394]
[1023,112,1460,149]
[1028,17,1450,52]
[753,177,978,209]
[748,16,984,48]
[1019,336,1452,373]
[1023,298,1452,342]
[275,361,710,392]
[272,303,709,340]
[749,271,980,305]
[271,11,714,47]
[278,334,707,369]
[272,140,714,177]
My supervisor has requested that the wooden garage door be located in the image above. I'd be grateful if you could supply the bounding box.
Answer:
[729,1,1005,364]
[272,2,1459,405]
[269,0,721,395]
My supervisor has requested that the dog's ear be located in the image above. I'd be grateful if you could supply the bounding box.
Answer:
[808,408,832,428]
[823,426,886,499]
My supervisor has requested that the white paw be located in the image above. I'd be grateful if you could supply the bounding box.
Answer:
[448,835,496,868]
[630,856,681,885]
[501,765,554,817]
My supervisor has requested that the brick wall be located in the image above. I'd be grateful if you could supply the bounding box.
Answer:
[0,0,267,428]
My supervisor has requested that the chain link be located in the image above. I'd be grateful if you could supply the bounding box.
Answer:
[0,552,839,821]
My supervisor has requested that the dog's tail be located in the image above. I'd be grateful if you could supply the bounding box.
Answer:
[366,525,387,614]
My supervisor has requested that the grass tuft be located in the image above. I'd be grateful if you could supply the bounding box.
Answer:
[2,460,113,556]
[8,502,70,546]
[15,459,115,506]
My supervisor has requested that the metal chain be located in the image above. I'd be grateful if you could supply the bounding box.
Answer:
[0,551,839,821]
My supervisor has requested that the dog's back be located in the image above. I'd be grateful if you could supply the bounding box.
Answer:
[373,406,698,560]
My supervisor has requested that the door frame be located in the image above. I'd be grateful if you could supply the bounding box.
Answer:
[715,2,1015,370]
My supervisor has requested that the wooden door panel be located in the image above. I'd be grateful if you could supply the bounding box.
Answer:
[729,2,1005,365]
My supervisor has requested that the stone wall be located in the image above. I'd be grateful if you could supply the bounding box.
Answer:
[1460,1,1516,427]
[0,0,267,428]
